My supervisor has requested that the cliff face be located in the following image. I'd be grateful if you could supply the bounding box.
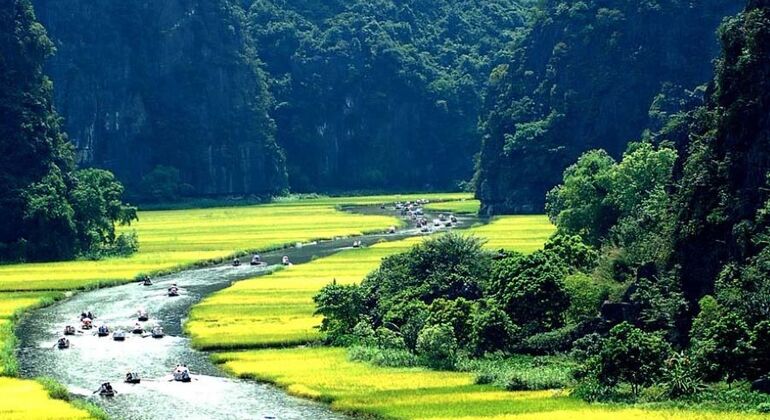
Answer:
[248,0,531,192]
[671,0,770,300]
[474,0,742,215]
[33,0,288,196]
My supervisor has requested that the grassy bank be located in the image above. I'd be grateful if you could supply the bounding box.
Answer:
[0,193,467,418]
[196,214,764,419]
[214,347,764,420]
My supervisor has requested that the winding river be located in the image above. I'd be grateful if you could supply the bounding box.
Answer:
[16,206,478,419]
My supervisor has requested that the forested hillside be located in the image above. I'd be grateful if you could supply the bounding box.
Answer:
[32,0,288,198]
[31,0,533,197]
[0,0,135,262]
[248,0,532,191]
[475,0,742,214]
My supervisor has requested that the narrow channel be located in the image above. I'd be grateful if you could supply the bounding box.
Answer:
[16,205,479,419]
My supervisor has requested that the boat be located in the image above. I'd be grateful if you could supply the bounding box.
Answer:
[173,370,191,382]
[97,325,110,337]
[113,329,127,341]
[151,326,165,338]
[124,372,141,384]
[137,310,149,321]
[96,382,116,397]
[168,287,179,297]
[81,318,93,330]
[64,325,76,336]
[57,337,70,349]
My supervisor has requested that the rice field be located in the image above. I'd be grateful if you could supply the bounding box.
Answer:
[424,199,481,214]
[0,193,468,418]
[187,237,425,349]
[187,215,554,350]
[0,196,440,291]
[0,377,91,419]
[214,347,766,420]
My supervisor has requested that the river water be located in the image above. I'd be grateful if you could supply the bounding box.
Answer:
[16,205,478,419]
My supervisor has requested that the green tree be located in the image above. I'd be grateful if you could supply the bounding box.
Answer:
[689,296,752,382]
[416,323,458,370]
[594,322,671,395]
[313,280,364,344]
[491,251,569,335]
[469,300,519,356]
[71,169,138,255]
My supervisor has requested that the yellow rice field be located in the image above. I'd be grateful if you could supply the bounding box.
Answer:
[0,377,91,419]
[424,199,481,214]
[0,193,468,418]
[187,215,554,349]
[215,347,765,420]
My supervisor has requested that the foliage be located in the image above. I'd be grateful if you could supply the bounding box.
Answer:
[314,280,365,345]
[490,250,569,335]
[416,323,459,370]
[591,322,672,395]
[689,296,752,382]
[0,0,134,263]
[469,300,519,356]
[475,0,740,214]
[137,165,193,203]
[248,0,533,192]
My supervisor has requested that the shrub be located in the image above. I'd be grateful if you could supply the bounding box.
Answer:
[469,300,519,356]
[348,345,419,368]
[416,323,458,370]
[522,325,577,355]
[662,352,704,398]
[563,273,608,323]
[594,322,671,395]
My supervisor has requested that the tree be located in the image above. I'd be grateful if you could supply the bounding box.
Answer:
[416,323,458,370]
[594,322,671,395]
[491,251,570,335]
[71,169,138,255]
[545,150,617,245]
[469,300,519,356]
[313,280,364,344]
[689,296,752,382]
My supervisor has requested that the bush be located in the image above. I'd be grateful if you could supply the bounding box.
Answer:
[348,345,419,368]
[593,322,671,395]
[416,323,458,370]
[563,273,609,324]
[469,300,519,356]
[662,352,704,398]
[522,325,577,355]
[758,402,770,413]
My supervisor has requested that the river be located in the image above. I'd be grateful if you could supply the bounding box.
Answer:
[16,205,478,419]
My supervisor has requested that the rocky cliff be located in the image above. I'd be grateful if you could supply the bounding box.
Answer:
[474,0,742,214]
[33,0,288,196]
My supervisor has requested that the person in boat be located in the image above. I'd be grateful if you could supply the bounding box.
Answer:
[281,256,291,266]
[132,322,143,334]
[56,337,69,348]
[97,325,109,336]
[232,258,241,267]
[250,254,261,265]
[125,372,140,384]
[94,382,115,395]
[140,275,152,286]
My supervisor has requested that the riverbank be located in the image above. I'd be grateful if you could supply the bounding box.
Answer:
[1,193,468,418]
[193,213,767,419]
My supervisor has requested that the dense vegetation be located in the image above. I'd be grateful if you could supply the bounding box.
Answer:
[313,3,770,411]
[32,0,288,200]
[0,0,136,262]
[474,0,742,213]
[248,0,532,191]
